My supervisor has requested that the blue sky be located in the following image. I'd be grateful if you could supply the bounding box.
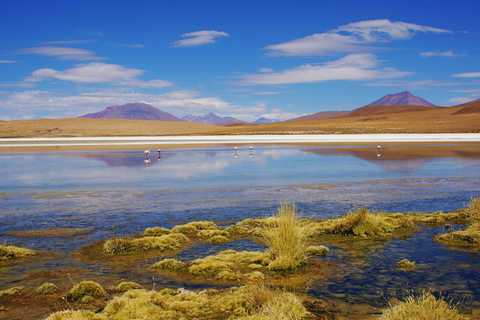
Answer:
[1,0,479,121]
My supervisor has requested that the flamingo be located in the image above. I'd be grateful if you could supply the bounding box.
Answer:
[144,150,150,155]
[233,147,238,151]
[249,146,253,151]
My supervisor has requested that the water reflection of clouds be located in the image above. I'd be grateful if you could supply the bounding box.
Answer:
[2,145,480,192]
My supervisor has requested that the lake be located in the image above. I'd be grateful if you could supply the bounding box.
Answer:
[1,143,480,314]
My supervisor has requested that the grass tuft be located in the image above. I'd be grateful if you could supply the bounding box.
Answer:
[152,258,186,270]
[103,233,189,254]
[0,244,36,261]
[36,282,58,295]
[69,281,107,301]
[0,286,24,298]
[143,227,171,237]
[208,235,229,245]
[115,282,142,293]
[313,208,413,237]
[435,222,480,244]
[305,245,329,256]
[261,203,312,271]
[380,290,465,320]
[396,259,416,271]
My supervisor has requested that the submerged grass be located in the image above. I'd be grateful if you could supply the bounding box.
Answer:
[380,291,465,320]
[435,197,480,245]
[0,244,35,261]
[435,222,480,245]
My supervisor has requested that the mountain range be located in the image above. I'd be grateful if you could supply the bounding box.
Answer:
[79,91,446,124]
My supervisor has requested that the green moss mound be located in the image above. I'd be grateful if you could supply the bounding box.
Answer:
[69,281,107,301]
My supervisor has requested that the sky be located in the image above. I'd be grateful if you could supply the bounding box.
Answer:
[1,0,479,122]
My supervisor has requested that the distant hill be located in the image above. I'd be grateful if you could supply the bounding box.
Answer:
[451,98,480,115]
[214,119,250,126]
[286,111,350,122]
[79,103,182,121]
[366,91,435,107]
[344,105,443,118]
[181,112,225,125]
[253,117,280,124]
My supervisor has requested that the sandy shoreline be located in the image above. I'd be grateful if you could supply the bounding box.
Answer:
[1,133,480,149]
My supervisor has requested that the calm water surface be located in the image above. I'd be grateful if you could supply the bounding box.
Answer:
[1,143,480,311]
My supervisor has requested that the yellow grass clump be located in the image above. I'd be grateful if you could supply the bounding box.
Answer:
[44,309,106,320]
[380,291,465,320]
[152,258,186,270]
[45,285,311,320]
[115,282,143,293]
[261,203,313,271]
[0,286,24,298]
[0,244,36,261]
[313,208,413,237]
[171,221,218,234]
[153,250,271,281]
[103,233,189,254]
[208,235,230,245]
[142,226,171,237]
[68,281,107,301]
[435,222,480,245]
[36,282,58,295]
[305,245,329,256]
[396,259,416,271]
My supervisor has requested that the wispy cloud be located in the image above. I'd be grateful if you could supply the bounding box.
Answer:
[265,19,451,56]
[109,43,144,48]
[451,72,480,78]
[172,30,229,47]
[420,50,463,57]
[43,40,94,45]
[19,46,105,61]
[24,62,173,88]
[363,79,464,89]
[235,53,412,86]
[0,59,18,63]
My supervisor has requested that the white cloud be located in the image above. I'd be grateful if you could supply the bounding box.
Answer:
[0,60,18,63]
[447,94,479,105]
[362,79,464,89]
[235,53,412,86]
[265,19,451,56]
[19,46,105,61]
[43,40,94,45]
[452,72,480,78]
[24,62,173,88]
[171,30,229,47]
[420,50,462,57]
[0,89,290,122]
[258,68,275,73]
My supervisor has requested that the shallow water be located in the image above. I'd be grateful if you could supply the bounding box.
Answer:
[1,143,480,311]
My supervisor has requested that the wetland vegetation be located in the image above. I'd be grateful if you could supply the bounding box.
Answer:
[2,199,479,319]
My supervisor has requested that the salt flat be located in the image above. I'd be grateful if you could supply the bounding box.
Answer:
[1,133,480,148]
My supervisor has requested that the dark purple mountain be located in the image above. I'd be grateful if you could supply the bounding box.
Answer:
[366,91,435,107]
[79,103,182,121]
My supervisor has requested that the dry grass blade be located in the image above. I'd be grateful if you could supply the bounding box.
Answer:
[261,203,313,271]
[380,290,465,320]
